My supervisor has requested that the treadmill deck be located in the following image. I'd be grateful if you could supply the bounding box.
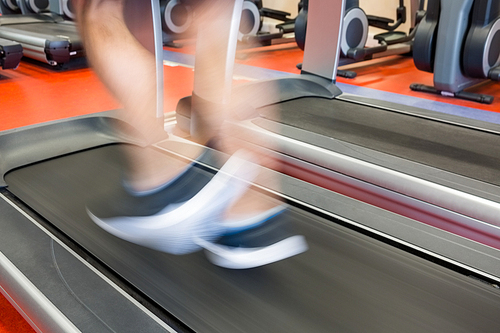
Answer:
[5,144,500,333]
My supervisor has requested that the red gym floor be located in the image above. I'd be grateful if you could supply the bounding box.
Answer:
[1,42,499,133]
[0,42,498,332]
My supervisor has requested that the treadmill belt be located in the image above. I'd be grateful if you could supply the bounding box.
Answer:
[5,145,500,332]
[259,97,500,186]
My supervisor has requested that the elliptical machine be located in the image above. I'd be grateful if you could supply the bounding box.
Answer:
[411,0,500,104]
[16,0,50,14]
[1,0,76,20]
[49,0,76,20]
[160,0,297,47]
[58,0,76,20]
[0,0,75,19]
[160,0,195,47]
[295,0,419,78]
[238,0,296,46]
[0,0,21,14]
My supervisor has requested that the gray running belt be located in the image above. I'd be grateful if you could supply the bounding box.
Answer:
[5,144,500,333]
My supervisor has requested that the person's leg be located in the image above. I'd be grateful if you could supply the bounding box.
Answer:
[187,0,286,217]
[75,0,260,254]
[179,1,307,267]
[76,0,307,265]
[75,0,204,192]
[76,0,280,213]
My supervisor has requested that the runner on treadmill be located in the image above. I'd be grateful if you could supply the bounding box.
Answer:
[74,0,307,269]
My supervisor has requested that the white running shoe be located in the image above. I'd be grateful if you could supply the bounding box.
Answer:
[87,150,258,255]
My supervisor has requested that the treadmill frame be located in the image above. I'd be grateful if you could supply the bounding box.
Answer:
[0,14,82,66]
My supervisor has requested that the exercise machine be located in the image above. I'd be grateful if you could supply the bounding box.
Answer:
[15,0,74,19]
[16,0,50,14]
[0,0,83,66]
[2,0,500,332]
[411,0,500,104]
[160,0,194,47]
[160,0,296,47]
[18,0,74,20]
[237,0,296,46]
[295,0,420,77]
[0,37,22,69]
[46,0,76,20]
[296,0,419,59]
[59,0,75,20]
[0,0,21,14]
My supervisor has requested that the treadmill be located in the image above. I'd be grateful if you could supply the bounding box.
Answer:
[1,0,500,332]
[0,0,83,66]
[0,37,22,69]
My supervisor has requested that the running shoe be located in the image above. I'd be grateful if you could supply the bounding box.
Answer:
[196,208,308,269]
[87,150,258,255]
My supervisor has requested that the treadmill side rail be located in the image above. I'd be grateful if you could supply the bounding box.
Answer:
[0,193,174,333]
[0,113,138,188]
[0,251,81,333]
